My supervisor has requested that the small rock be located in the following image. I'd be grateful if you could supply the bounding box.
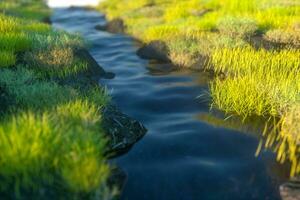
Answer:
[42,16,52,24]
[95,24,106,31]
[137,40,171,63]
[96,18,126,34]
[189,55,210,70]
[102,105,147,156]
[107,18,126,33]
[74,48,115,80]
[191,9,213,17]
[107,167,127,193]
[280,177,300,200]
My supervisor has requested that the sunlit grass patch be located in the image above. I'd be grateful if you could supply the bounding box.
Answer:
[255,6,300,30]
[276,105,300,176]
[209,0,257,13]
[144,24,179,41]
[0,1,51,21]
[24,46,88,78]
[209,47,300,117]
[23,22,51,33]
[0,32,32,52]
[0,104,109,197]
[163,0,204,22]
[99,0,300,43]
[0,14,19,32]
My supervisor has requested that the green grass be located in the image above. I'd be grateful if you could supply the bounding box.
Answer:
[98,0,300,71]
[0,1,51,21]
[0,0,115,198]
[24,46,88,78]
[208,47,300,117]
[0,32,32,52]
[99,0,299,42]
[216,16,258,39]
[0,51,16,67]
[0,104,109,197]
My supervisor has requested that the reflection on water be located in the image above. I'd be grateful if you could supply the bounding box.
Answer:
[199,111,296,178]
[51,7,288,200]
[198,111,267,138]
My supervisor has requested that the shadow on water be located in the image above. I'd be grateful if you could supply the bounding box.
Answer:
[51,7,289,200]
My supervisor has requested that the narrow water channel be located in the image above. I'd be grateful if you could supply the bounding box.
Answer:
[51,8,286,200]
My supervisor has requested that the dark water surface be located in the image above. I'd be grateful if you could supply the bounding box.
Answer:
[51,8,286,200]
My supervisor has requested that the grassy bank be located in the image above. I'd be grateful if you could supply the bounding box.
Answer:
[0,0,114,198]
[97,0,300,176]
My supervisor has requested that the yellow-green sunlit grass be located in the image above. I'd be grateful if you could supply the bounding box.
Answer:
[0,14,19,32]
[23,22,52,33]
[276,105,300,176]
[209,47,300,117]
[99,0,300,44]
[0,66,111,197]
[163,0,204,22]
[255,6,300,30]
[0,0,114,198]
[0,101,109,196]
[144,25,179,41]
[0,32,32,52]
[259,104,300,177]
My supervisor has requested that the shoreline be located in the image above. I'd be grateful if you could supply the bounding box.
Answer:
[0,1,146,198]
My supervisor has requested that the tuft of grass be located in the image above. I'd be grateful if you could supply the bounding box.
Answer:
[217,16,258,39]
[0,51,16,67]
[276,105,300,176]
[0,103,109,197]
[144,25,179,42]
[24,46,88,78]
[0,67,76,110]
[0,1,51,21]
[209,47,300,117]
[264,28,300,46]
[0,14,19,33]
[23,22,52,33]
[0,32,32,52]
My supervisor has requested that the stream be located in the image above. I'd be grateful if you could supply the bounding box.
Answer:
[51,7,287,200]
